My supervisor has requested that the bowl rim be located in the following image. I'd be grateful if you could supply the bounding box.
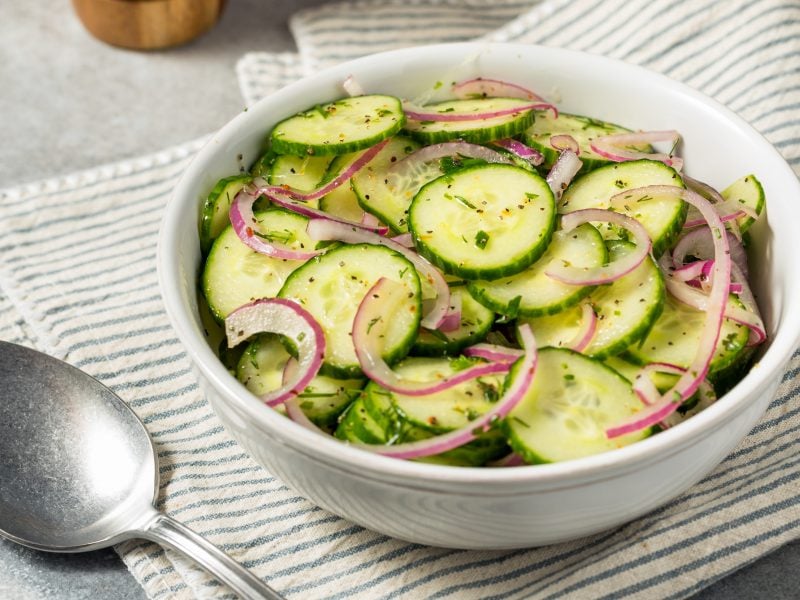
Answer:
[158,41,800,489]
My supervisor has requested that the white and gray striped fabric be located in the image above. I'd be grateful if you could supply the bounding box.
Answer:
[1,0,798,598]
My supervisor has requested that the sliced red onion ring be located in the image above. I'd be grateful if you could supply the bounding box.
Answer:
[607,186,731,438]
[253,138,389,203]
[545,208,651,285]
[631,363,716,429]
[452,77,546,102]
[590,130,683,171]
[306,219,450,329]
[403,101,557,122]
[230,190,322,260]
[342,74,365,97]
[682,174,759,228]
[390,232,414,248]
[673,226,748,279]
[388,141,512,179]
[546,149,582,200]
[462,343,524,364]
[437,291,462,333]
[567,302,597,352]
[266,192,389,235]
[671,260,710,283]
[486,452,526,467]
[360,211,382,229]
[683,207,747,229]
[550,134,580,155]
[352,278,509,397]
[662,260,766,346]
[682,174,725,204]
[225,299,325,407]
[492,138,545,166]
[356,323,538,459]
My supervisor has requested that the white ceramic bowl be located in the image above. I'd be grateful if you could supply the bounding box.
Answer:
[159,43,800,549]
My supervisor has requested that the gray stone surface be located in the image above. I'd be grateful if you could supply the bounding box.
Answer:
[0,1,796,598]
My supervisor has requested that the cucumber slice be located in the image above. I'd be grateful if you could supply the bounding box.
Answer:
[250,150,276,178]
[521,111,647,171]
[624,294,750,375]
[335,397,386,444]
[319,184,364,221]
[506,347,651,463]
[412,285,494,356]
[277,243,422,378]
[270,95,405,156]
[721,173,765,233]
[404,98,536,144]
[409,164,556,280]
[199,175,253,255]
[467,223,606,317]
[366,357,504,431]
[519,240,665,357]
[350,136,425,232]
[361,366,508,466]
[201,209,312,322]
[335,383,507,466]
[237,334,362,428]
[268,154,332,194]
[560,159,687,256]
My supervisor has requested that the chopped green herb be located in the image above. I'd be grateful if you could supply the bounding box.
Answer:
[475,230,490,249]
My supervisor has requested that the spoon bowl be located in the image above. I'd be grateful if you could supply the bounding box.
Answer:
[0,341,282,599]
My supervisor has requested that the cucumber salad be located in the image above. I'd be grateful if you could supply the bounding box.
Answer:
[199,76,766,466]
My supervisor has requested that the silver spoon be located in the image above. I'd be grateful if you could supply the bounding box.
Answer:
[0,341,283,600]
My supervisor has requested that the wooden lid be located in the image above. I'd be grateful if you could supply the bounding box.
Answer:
[72,0,227,50]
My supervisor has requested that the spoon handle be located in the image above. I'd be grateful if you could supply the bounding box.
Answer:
[138,510,283,600]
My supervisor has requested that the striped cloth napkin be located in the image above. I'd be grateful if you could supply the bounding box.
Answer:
[1,0,798,598]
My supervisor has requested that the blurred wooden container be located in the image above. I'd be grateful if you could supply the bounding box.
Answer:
[72,0,227,50]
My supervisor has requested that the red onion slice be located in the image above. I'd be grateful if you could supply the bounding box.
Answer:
[437,290,462,333]
[253,138,389,203]
[352,278,509,397]
[230,190,322,260]
[545,208,651,285]
[665,254,766,346]
[671,260,710,283]
[683,207,747,229]
[550,134,580,155]
[682,174,759,228]
[487,452,526,467]
[607,186,731,438]
[306,219,450,330]
[360,211,382,229]
[546,149,583,200]
[631,362,717,429]
[672,226,749,283]
[225,299,325,407]
[403,101,557,122]
[463,343,524,364]
[452,77,546,102]
[342,74,365,97]
[388,142,512,179]
[590,130,683,171]
[266,192,389,235]
[390,232,414,248]
[567,302,598,352]
[357,323,538,459]
[492,138,545,166]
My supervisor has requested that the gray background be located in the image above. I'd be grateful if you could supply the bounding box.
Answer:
[0,1,797,598]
